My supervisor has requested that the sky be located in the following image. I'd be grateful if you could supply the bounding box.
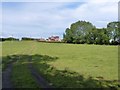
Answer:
[1,0,119,39]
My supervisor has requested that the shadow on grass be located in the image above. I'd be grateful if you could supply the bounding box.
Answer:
[33,63,119,89]
[2,54,58,70]
[2,54,120,89]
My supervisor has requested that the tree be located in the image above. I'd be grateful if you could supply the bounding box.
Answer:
[95,28,109,45]
[107,22,120,45]
[86,28,98,44]
[63,28,73,43]
[21,37,35,41]
[63,21,95,44]
[63,20,119,45]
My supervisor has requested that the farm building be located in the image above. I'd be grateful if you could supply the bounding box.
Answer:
[48,36,60,41]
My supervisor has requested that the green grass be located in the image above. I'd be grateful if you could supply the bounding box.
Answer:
[32,59,119,88]
[11,56,40,88]
[2,41,119,88]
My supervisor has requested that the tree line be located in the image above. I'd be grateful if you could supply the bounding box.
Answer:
[0,37,19,41]
[0,37,38,41]
[63,21,120,45]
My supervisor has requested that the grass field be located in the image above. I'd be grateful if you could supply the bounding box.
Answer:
[1,41,119,88]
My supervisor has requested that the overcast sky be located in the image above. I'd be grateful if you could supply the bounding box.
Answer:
[1,0,119,39]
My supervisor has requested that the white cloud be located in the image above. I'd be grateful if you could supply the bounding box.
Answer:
[71,1,118,27]
[1,0,86,2]
[1,0,119,2]
[2,0,119,38]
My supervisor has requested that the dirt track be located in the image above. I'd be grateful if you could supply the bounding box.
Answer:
[2,63,13,88]
[28,62,53,88]
[2,59,53,89]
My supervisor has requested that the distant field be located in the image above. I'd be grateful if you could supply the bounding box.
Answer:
[2,41,119,88]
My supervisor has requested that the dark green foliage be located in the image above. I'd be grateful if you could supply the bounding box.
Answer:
[64,21,95,44]
[21,37,37,41]
[64,21,120,45]
[2,55,19,70]
[0,37,19,41]
[107,22,120,45]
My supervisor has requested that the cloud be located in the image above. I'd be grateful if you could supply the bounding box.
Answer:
[72,1,118,27]
[118,1,120,21]
[1,0,87,2]
[1,0,119,38]
[1,0,119,2]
